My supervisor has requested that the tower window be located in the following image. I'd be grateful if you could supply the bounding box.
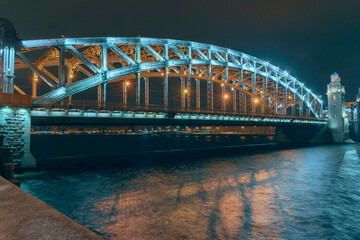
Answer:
[333,96,336,101]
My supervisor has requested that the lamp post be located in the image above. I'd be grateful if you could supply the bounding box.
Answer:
[223,93,229,113]
[123,81,130,109]
[253,97,259,114]
[183,89,188,112]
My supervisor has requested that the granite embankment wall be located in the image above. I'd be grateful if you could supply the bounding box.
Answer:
[0,177,103,240]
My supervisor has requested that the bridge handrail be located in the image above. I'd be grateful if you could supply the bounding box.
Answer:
[32,100,322,121]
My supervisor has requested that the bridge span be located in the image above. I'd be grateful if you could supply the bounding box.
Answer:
[0,17,348,169]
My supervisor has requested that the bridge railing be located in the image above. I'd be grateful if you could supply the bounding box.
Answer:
[32,100,321,121]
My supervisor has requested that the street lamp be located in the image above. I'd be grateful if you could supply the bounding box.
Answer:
[183,89,189,110]
[123,81,130,108]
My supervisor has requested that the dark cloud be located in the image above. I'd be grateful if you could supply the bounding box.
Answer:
[1,0,360,99]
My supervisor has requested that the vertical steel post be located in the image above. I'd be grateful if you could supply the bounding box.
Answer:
[0,22,16,94]
[293,81,296,116]
[300,85,304,117]
[164,44,169,110]
[240,67,244,112]
[68,72,72,105]
[265,64,268,108]
[307,93,310,117]
[32,74,37,98]
[181,69,185,110]
[103,82,107,108]
[233,88,237,112]
[123,81,128,109]
[97,84,103,108]
[187,66,191,109]
[222,83,225,112]
[207,63,213,112]
[284,77,288,116]
[164,68,168,110]
[145,77,149,109]
[275,71,279,114]
[252,72,256,113]
[58,46,66,86]
[196,78,200,111]
[137,73,141,107]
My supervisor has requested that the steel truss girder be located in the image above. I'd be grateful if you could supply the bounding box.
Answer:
[20,37,321,118]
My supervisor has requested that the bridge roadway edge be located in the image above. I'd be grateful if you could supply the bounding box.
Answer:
[0,176,103,240]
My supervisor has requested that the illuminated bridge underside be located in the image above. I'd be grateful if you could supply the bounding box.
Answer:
[15,37,323,118]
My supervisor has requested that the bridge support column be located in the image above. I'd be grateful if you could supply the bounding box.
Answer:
[196,79,200,112]
[0,19,16,94]
[186,66,191,108]
[32,74,37,98]
[221,83,225,112]
[233,88,236,112]
[0,94,36,168]
[327,72,349,142]
[123,81,128,109]
[181,76,185,110]
[145,77,149,110]
[251,72,256,113]
[97,84,104,108]
[58,46,66,86]
[207,65,213,112]
[164,69,168,110]
[137,73,141,107]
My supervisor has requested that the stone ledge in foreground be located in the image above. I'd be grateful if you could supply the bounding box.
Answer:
[0,176,103,240]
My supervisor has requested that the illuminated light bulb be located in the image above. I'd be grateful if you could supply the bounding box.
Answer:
[126,82,130,86]
[254,98,259,103]
[224,94,229,99]
[184,89,188,94]
[221,83,224,87]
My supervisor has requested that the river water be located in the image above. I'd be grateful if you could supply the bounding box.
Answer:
[19,143,360,239]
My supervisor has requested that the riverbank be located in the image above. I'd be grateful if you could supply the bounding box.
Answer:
[0,176,102,240]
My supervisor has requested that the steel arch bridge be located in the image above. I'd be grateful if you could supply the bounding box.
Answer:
[6,36,323,119]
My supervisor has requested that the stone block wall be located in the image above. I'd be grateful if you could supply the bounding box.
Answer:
[0,107,35,168]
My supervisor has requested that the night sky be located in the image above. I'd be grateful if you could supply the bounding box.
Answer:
[1,0,360,101]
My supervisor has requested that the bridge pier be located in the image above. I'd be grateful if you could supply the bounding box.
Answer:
[350,88,360,141]
[0,94,36,168]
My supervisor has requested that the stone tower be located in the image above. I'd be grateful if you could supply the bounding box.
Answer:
[327,72,348,142]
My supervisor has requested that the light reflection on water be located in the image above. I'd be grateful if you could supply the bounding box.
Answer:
[19,144,360,239]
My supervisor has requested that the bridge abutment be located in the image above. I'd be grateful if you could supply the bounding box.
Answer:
[350,89,360,141]
[0,94,36,168]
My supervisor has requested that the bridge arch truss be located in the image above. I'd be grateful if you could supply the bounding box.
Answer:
[12,37,323,118]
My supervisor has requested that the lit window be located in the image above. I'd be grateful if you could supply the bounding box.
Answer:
[333,96,336,101]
